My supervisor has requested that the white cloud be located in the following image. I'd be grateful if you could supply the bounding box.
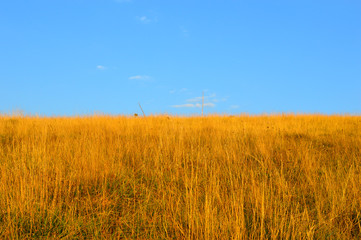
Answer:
[96,65,106,70]
[213,97,228,103]
[230,105,240,109]
[172,104,195,108]
[195,103,215,107]
[186,96,203,102]
[186,93,217,103]
[169,88,190,94]
[180,26,189,37]
[172,91,221,108]
[137,16,151,24]
[172,102,215,108]
[136,13,158,24]
[129,75,151,80]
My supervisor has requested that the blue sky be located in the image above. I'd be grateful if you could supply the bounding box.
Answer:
[1,0,360,116]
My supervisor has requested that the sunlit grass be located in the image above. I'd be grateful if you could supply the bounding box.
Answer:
[0,115,360,239]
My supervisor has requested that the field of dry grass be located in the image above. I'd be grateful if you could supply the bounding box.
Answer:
[0,115,360,239]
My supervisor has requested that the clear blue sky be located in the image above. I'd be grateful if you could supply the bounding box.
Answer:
[1,0,360,116]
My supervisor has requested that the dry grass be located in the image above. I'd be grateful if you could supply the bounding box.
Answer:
[0,114,360,239]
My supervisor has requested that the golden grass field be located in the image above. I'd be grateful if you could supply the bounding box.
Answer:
[0,115,360,239]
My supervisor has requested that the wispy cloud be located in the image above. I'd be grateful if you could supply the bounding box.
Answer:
[186,93,216,103]
[172,104,195,108]
[186,97,202,102]
[172,93,219,108]
[186,96,203,102]
[129,75,151,81]
[203,103,215,107]
[172,103,215,108]
[137,15,157,24]
[169,88,190,94]
[230,105,240,109]
[180,26,189,37]
[213,97,228,103]
[138,16,150,23]
[96,65,106,70]
[136,11,158,24]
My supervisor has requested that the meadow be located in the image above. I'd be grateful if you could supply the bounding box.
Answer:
[0,115,360,239]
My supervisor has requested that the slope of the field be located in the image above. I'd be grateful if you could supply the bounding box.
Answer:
[0,115,360,239]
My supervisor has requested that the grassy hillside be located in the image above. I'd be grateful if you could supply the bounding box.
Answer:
[0,115,360,239]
